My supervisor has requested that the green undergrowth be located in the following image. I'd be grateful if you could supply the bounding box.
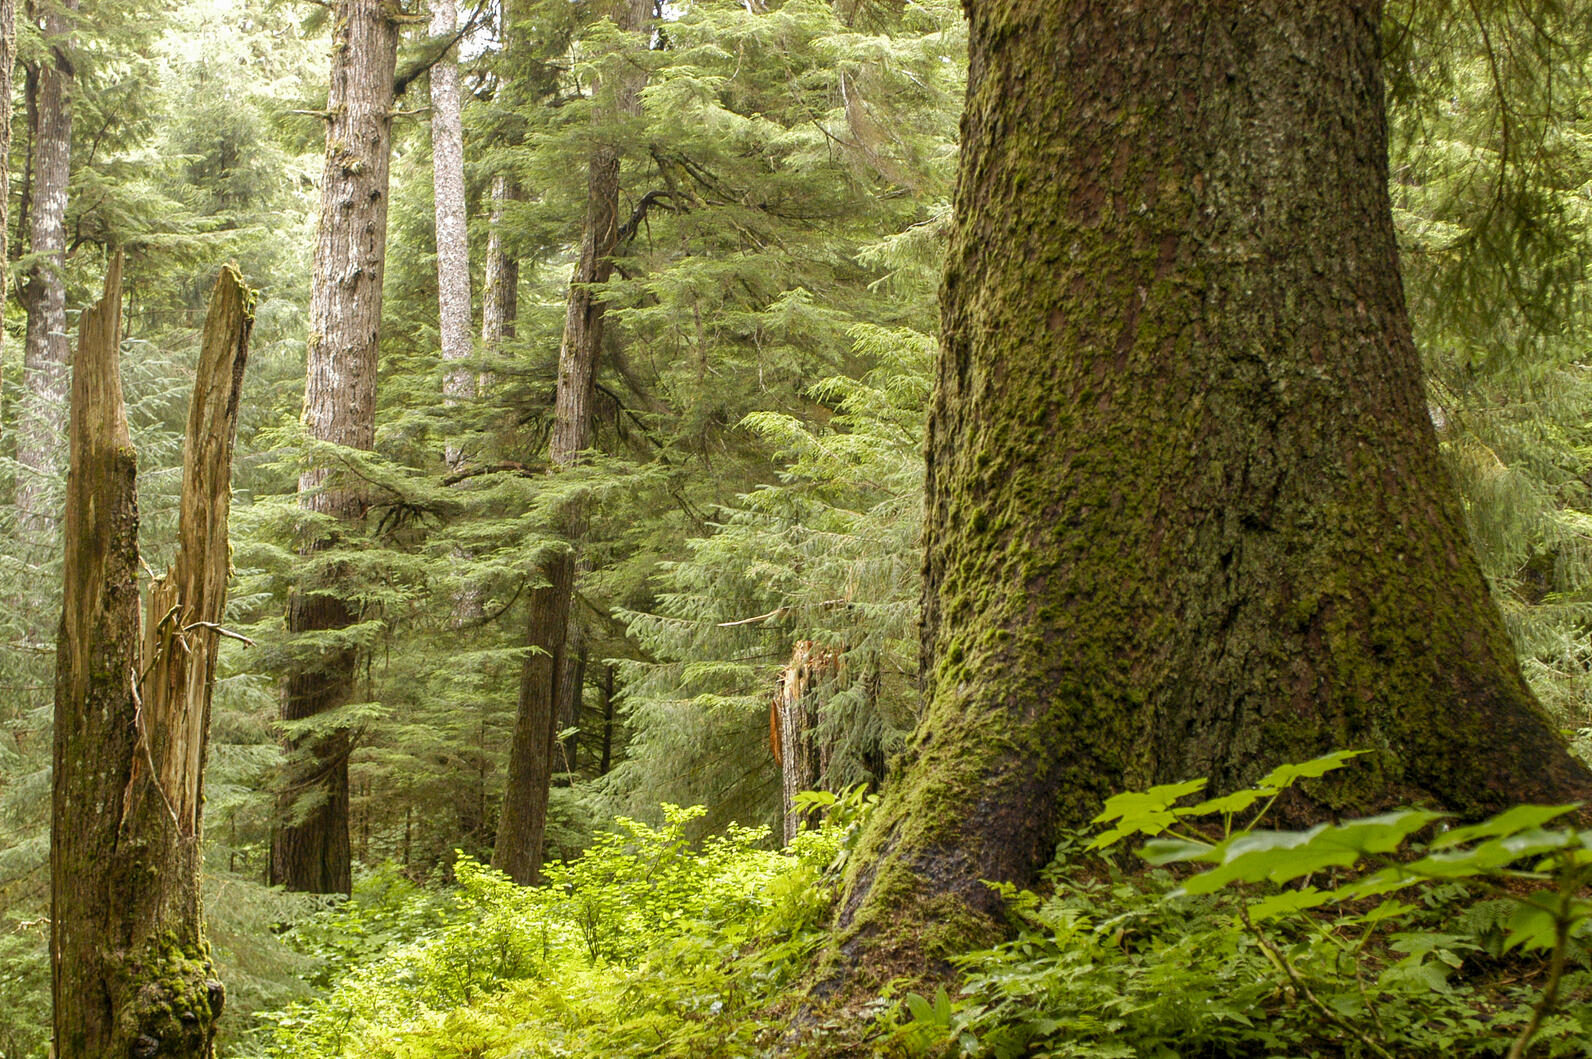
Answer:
[258,793,870,1057]
[887,752,1592,1058]
[258,760,1592,1059]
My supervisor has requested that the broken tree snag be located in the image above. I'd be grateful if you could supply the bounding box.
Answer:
[53,255,140,1059]
[773,640,841,846]
[52,259,253,1059]
[141,265,254,838]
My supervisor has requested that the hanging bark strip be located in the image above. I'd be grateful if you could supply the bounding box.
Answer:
[493,0,651,885]
[274,0,399,895]
[53,259,253,1059]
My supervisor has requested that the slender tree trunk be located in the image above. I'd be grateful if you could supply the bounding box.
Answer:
[480,183,517,399]
[493,551,572,883]
[0,0,16,359]
[430,0,473,471]
[773,641,840,846]
[480,0,521,371]
[53,260,252,1059]
[493,0,650,884]
[829,0,1592,986]
[555,631,587,772]
[481,177,519,360]
[599,663,615,776]
[429,0,487,626]
[273,0,398,896]
[16,0,74,544]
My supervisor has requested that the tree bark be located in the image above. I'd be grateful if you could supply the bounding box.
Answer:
[480,0,521,369]
[831,0,1592,981]
[53,259,253,1059]
[556,630,587,771]
[0,0,15,361]
[429,0,474,472]
[16,0,74,544]
[772,641,841,846]
[492,0,650,885]
[273,0,398,895]
[599,663,615,775]
[481,176,519,360]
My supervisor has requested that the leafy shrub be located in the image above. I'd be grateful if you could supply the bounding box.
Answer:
[261,800,863,1057]
[890,752,1592,1058]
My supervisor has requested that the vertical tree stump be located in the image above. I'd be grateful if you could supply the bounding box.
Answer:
[52,259,253,1058]
[772,640,841,846]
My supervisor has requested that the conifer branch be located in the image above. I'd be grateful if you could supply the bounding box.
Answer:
[393,1,490,97]
[440,460,543,486]
[717,600,848,627]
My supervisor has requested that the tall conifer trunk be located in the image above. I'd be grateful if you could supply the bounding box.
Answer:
[831,0,1592,979]
[481,179,519,358]
[429,0,473,471]
[16,0,74,543]
[481,0,521,367]
[493,0,650,884]
[273,0,398,895]
[0,0,15,363]
[53,260,252,1059]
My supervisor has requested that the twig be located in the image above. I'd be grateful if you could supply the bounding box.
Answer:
[1240,906,1396,1059]
[1506,899,1573,1059]
[182,621,257,647]
[123,677,183,835]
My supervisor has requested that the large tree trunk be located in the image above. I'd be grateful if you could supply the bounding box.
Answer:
[429,0,474,471]
[16,0,74,544]
[273,0,398,895]
[53,259,253,1059]
[493,0,650,884]
[493,550,572,884]
[831,0,1592,980]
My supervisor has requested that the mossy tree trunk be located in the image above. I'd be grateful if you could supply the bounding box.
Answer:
[493,0,650,885]
[832,0,1592,979]
[53,260,253,1059]
[273,0,399,895]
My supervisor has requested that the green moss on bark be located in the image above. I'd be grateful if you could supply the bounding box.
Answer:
[809,0,1592,1016]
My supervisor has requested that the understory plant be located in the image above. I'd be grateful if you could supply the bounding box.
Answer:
[259,796,876,1057]
[890,751,1592,1058]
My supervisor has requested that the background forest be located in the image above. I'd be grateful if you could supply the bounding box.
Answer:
[3,0,1592,1056]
